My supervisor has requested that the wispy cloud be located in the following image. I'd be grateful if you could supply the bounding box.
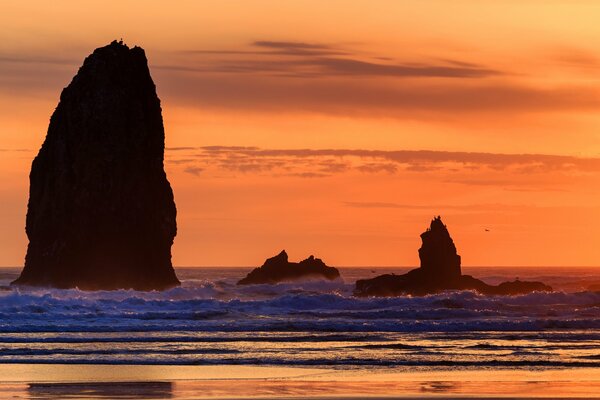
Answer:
[172,40,498,79]
[166,146,600,183]
[0,55,77,66]
[152,40,600,117]
[552,46,600,69]
[0,148,32,152]
[0,53,78,95]
[250,40,349,57]
[356,163,398,174]
[183,166,204,176]
[168,146,600,171]
[342,202,521,211]
[183,40,347,57]
[3,41,599,119]
[154,69,600,117]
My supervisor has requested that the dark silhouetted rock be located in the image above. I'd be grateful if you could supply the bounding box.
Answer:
[419,216,461,280]
[489,279,552,295]
[355,216,552,296]
[238,250,340,285]
[12,41,179,290]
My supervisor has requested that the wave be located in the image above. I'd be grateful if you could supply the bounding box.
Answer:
[2,269,599,368]
[0,333,392,344]
[0,357,598,367]
[1,283,599,333]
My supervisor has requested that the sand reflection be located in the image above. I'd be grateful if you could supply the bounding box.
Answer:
[27,381,173,399]
[0,365,596,399]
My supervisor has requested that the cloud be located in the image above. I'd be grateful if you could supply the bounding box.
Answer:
[253,41,332,51]
[443,178,517,186]
[151,41,600,117]
[0,55,77,66]
[443,178,572,192]
[0,54,77,95]
[342,202,520,210]
[165,146,201,151]
[252,41,348,57]
[200,145,261,152]
[168,158,196,165]
[317,160,349,173]
[0,148,31,152]
[200,146,600,171]
[288,172,330,178]
[154,68,600,117]
[166,146,600,179]
[552,46,600,69]
[169,40,498,79]
[183,166,204,176]
[356,163,398,174]
[182,40,347,57]
[304,57,497,78]
[3,41,599,118]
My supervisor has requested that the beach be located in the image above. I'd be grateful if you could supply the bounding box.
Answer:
[0,267,599,398]
[1,364,600,399]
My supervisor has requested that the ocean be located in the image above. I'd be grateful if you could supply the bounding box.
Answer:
[0,266,599,370]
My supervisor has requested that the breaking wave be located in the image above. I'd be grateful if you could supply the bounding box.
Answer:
[0,267,599,366]
[1,274,600,333]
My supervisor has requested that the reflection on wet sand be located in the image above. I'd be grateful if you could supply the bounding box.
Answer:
[1,379,599,399]
[419,381,460,393]
[27,382,173,399]
[0,366,597,399]
[23,380,595,399]
[169,379,600,399]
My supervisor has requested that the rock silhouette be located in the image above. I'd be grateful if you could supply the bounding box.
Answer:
[419,216,461,280]
[355,216,551,296]
[12,41,180,290]
[238,250,340,284]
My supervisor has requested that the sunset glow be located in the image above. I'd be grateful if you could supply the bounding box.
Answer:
[1,0,599,266]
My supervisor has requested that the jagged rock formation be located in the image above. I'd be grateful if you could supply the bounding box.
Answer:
[355,216,551,296]
[419,216,461,280]
[12,41,180,290]
[238,250,340,285]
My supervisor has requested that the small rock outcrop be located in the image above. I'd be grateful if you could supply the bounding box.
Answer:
[12,41,180,290]
[355,216,551,296]
[238,250,340,285]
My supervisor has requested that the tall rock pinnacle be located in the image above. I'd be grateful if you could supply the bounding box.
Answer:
[418,216,461,280]
[12,41,180,290]
[354,216,552,296]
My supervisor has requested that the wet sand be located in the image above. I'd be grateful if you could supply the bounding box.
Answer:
[1,364,599,399]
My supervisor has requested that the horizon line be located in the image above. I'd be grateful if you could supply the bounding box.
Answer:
[181,265,598,268]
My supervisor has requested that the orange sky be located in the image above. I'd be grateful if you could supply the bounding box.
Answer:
[1,1,599,266]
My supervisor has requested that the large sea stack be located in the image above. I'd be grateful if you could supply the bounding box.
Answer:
[12,41,180,290]
[355,216,551,296]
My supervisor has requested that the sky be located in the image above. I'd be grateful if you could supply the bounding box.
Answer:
[0,1,599,267]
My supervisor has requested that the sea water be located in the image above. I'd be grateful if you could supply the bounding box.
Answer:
[0,266,599,368]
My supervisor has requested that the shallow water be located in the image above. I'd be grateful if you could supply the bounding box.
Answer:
[0,266,599,368]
